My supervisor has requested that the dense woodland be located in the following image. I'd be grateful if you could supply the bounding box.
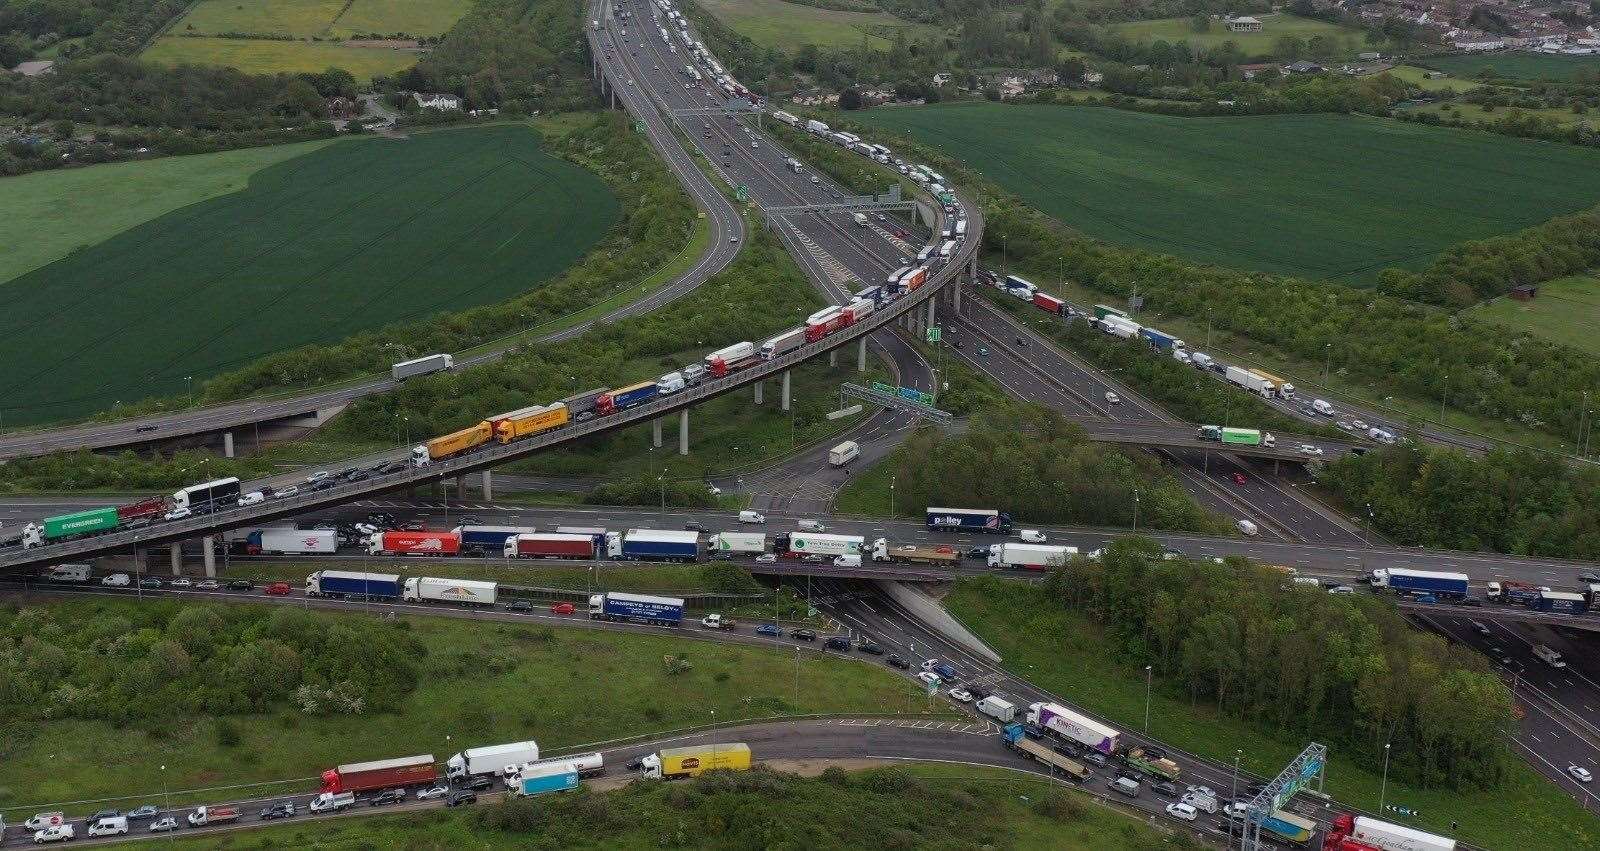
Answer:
[1321,443,1600,558]
[0,601,423,723]
[387,0,592,113]
[1379,207,1600,306]
[0,0,187,62]
[1042,541,1513,790]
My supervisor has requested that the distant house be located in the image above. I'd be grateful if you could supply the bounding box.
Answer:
[1510,284,1539,301]
[1029,68,1059,86]
[325,97,357,117]
[1083,70,1104,85]
[1225,15,1264,32]
[995,76,1027,98]
[1453,39,1506,51]
[413,92,462,110]
[1284,60,1325,74]
[1237,62,1280,79]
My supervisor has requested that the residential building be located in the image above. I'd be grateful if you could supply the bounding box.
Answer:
[413,92,462,110]
[1225,15,1264,32]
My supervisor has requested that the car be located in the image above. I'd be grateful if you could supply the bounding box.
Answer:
[1581,571,1600,584]
[136,425,158,433]
[683,520,707,532]
[1350,419,1368,430]
[1570,765,1593,783]
[506,599,533,612]
[263,582,292,596]
[1014,336,1026,346]
[273,485,299,499]
[457,516,482,526]
[226,579,254,591]
[259,802,296,820]
[967,687,993,702]
[825,636,852,651]
[977,345,989,356]
[858,642,885,655]
[1231,472,1247,485]
[1018,529,1046,543]
[887,654,911,670]
[149,817,179,833]
[464,775,494,791]
[1298,443,1324,456]
[1079,750,1108,767]
[1328,585,1355,595]
[751,140,758,148]
[1162,549,1184,561]
[1151,780,1180,798]
[417,784,450,801]
[953,339,963,349]
[195,579,220,590]
[139,577,162,589]
[401,521,425,531]
[948,687,973,702]
[755,553,777,564]
[1337,420,1355,432]
[126,805,159,820]
[550,602,576,615]
[916,671,943,688]
[1471,620,1492,636]
[368,789,405,806]
[446,790,477,807]
[163,506,191,521]
[967,547,989,558]
[1104,391,1121,404]
[790,628,817,641]
[89,809,121,822]
[102,573,131,587]
[169,577,192,588]
[756,623,781,637]
[1222,802,1249,821]
[34,825,75,844]
[238,491,264,506]
[1165,802,1199,822]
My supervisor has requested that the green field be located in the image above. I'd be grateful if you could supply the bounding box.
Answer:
[1472,273,1600,355]
[0,598,938,810]
[0,125,616,425]
[0,140,334,287]
[1402,98,1588,130]
[853,102,1600,282]
[1384,64,1481,92]
[946,577,1600,851]
[144,37,424,79]
[1419,52,1600,81]
[696,0,941,51]
[1110,13,1364,56]
[170,0,470,37]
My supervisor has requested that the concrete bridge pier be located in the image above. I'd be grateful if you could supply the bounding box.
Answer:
[781,371,791,412]
[223,431,234,458]
[858,338,867,372]
[754,381,763,405]
[653,418,664,448]
[170,544,183,576]
[679,409,689,456]
[202,536,216,578]
[481,470,493,501]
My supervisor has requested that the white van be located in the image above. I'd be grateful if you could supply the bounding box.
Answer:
[309,791,355,813]
[828,441,860,466]
[1311,399,1334,416]
[47,564,90,583]
[797,519,826,532]
[975,695,1015,723]
[1018,529,1046,543]
[833,554,862,567]
[1237,519,1259,536]
[88,816,128,837]
[238,491,264,506]
[657,372,685,394]
[101,573,131,587]
[738,510,766,524]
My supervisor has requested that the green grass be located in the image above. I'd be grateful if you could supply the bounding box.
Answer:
[833,450,897,516]
[1418,52,1600,82]
[0,140,335,287]
[1109,13,1365,56]
[1471,273,1600,356]
[332,0,473,37]
[1401,99,1590,131]
[143,37,424,79]
[0,598,942,813]
[170,0,470,38]
[852,102,1600,283]
[696,0,941,51]
[946,577,1600,851]
[0,124,616,426]
[1385,64,1482,92]
[107,764,1180,850]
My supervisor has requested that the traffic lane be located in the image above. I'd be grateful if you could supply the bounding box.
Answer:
[1427,613,1600,734]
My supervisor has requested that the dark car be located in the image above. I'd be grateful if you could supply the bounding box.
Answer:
[789,628,817,641]
[135,425,158,433]
[446,790,477,807]
[401,521,425,531]
[1457,597,1483,607]
[464,775,494,792]
[309,479,335,492]
[967,687,993,702]
[125,805,159,820]
[368,789,404,807]
[1080,750,1108,767]
[755,623,781,637]
[683,520,707,533]
[967,546,988,559]
[139,577,162,589]
[1151,780,1180,798]
[89,809,121,822]
[1581,571,1600,584]
[259,802,295,820]
[505,598,533,613]
[857,642,885,656]
[1022,722,1046,739]
[886,654,911,669]
[825,636,851,651]
[226,579,254,591]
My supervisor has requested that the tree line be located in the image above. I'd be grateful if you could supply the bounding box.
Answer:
[1378,206,1600,307]
[1042,539,1513,790]
[1320,442,1600,559]
[0,601,423,723]
[0,0,189,61]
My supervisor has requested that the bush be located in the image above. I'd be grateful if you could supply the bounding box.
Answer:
[215,719,241,748]
[1034,788,1088,822]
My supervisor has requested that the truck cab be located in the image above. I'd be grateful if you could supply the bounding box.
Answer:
[309,792,355,812]
[410,445,432,467]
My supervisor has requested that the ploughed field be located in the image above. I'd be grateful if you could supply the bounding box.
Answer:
[0,125,616,425]
[853,102,1600,283]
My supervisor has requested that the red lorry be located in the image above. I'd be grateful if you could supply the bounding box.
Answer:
[117,497,167,525]
[320,754,438,794]
[371,531,462,556]
[507,533,598,559]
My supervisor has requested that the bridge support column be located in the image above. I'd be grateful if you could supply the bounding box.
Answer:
[781,370,791,411]
[133,547,147,576]
[454,476,465,502]
[653,418,663,448]
[951,279,962,312]
[170,544,183,576]
[926,297,936,333]
[828,349,837,367]
[201,536,216,578]
[481,470,493,501]
[754,381,763,405]
[858,338,867,372]
[223,431,234,458]
[679,409,689,456]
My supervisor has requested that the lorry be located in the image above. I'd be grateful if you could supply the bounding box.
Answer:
[1533,644,1567,668]
[1530,590,1588,614]
[506,753,605,784]
[19,507,122,548]
[871,538,959,565]
[853,212,869,227]
[988,542,1076,570]
[636,743,751,779]
[486,404,568,444]
[447,741,540,780]
[1323,812,1455,851]
[1369,568,1469,599]
[1252,369,1294,399]
[708,531,766,554]
[704,341,757,376]
[1225,366,1276,398]
[777,532,865,558]
[306,570,402,599]
[419,422,492,464]
[976,695,1016,723]
[1099,315,1141,339]
[1120,745,1180,781]
[456,525,538,556]
[1092,304,1128,321]
[244,528,337,555]
[392,353,453,381]
[760,328,806,360]
[509,761,580,798]
[589,591,685,626]
[1002,723,1091,782]
[1261,809,1316,845]
[367,530,462,556]
[829,440,860,466]
[1026,702,1121,756]
[116,497,167,525]
[504,533,599,559]
[1196,426,1276,448]
[608,529,700,562]
[1487,580,1544,605]
[403,577,497,606]
[186,806,239,828]
[596,381,659,415]
[1138,327,1185,352]
[322,754,438,793]
[926,507,1013,534]
[804,119,828,135]
[1032,292,1066,315]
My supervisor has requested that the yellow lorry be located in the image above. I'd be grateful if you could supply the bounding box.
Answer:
[636,743,751,779]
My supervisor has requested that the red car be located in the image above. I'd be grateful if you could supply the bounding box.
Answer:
[263,582,292,596]
[1230,473,1247,485]
[550,602,576,615]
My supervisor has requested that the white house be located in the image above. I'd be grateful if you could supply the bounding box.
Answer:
[413,92,462,110]
[1225,15,1263,33]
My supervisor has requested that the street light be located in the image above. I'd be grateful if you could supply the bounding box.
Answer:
[1322,344,1331,385]
[1378,742,1392,813]
[889,476,896,516]
[1229,749,1242,850]
[1131,490,1141,535]
[1143,664,1153,731]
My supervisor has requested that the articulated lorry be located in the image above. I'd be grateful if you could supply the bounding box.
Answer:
[402,577,497,606]
[925,507,1013,534]
[608,529,700,562]
[988,542,1076,570]
[589,591,685,626]
[635,743,751,779]
[776,532,865,558]
[1225,366,1276,398]
[1369,568,1469,599]
[305,570,401,599]
[1027,702,1120,756]
[870,538,959,565]
[509,761,581,797]
[456,525,537,555]
[1322,811,1455,851]
[321,755,437,793]
[709,531,766,554]
[447,740,540,779]
[1002,724,1090,782]
[504,533,599,559]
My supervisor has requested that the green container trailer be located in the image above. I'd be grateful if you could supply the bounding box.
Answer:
[1092,304,1128,321]
[43,506,120,539]
[1220,427,1263,446]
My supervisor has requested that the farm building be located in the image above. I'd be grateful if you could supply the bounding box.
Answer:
[1225,16,1263,32]
[413,92,462,110]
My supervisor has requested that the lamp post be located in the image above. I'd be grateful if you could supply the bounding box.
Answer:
[1131,490,1141,535]
[1143,664,1153,731]
[1378,742,1392,814]
[1322,344,1331,385]
[1229,749,1241,850]
[889,476,896,517]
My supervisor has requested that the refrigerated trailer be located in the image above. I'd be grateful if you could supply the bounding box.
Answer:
[504,533,598,559]
[245,528,336,555]
[589,591,685,626]
[403,577,497,606]
[306,570,401,599]
[392,354,453,380]
[926,507,1013,533]
[321,755,437,793]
